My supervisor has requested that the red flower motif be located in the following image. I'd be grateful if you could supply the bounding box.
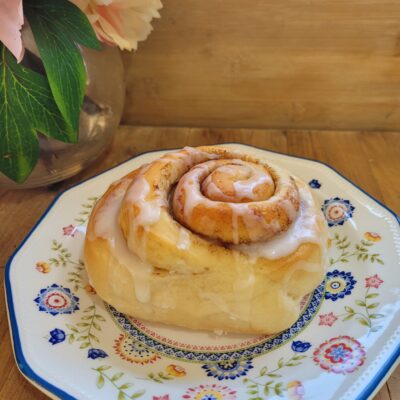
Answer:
[152,396,169,400]
[62,224,77,237]
[319,312,338,327]
[325,343,353,363]
[313,335,366,374]
[365,274,383,289]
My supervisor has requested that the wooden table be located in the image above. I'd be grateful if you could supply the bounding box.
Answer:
[1,126,399,399]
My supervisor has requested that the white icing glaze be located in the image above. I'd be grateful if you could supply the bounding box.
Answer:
[92,179,153,303]
[174,159,299,242]
[234,183,324,260]
[125,173,165,229]
[177,227,191,250]
[202,160,274,202]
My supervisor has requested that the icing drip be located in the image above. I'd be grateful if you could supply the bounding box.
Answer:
[124,171,166,260]
[92,180,153,303]
[234,183,324,260]
[177,227,191,250]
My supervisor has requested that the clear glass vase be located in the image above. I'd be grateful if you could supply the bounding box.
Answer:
[0,28,125,189]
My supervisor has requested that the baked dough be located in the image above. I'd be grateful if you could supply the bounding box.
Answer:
[84,146,327,334]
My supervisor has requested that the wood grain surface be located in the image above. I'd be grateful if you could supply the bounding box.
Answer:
[0,127,399,399]
[122,1,400,131]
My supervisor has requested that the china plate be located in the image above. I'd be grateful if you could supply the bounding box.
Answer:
[5,144,400,400]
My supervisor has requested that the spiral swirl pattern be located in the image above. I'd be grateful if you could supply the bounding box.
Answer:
[119,146,300,247]
[85,145,327,334]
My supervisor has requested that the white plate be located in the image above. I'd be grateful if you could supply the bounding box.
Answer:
[5,144,400,400]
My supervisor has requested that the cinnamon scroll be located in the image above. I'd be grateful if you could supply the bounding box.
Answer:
[85,146,327,334]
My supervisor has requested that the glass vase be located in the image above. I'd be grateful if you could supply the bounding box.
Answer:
[0,27,125,189]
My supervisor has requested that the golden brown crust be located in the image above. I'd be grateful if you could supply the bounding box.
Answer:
[84,146,327,334]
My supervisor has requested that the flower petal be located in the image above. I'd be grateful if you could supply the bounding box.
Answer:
[0,0,24,62]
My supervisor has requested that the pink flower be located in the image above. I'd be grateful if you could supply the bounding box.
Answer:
[365,274,383,289]
[63,224,77,237]
[71,0,162,51]
[152,396,169,400]
[319,312,338,327]
[0,0,24,62]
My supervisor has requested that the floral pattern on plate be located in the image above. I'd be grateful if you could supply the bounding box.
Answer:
[313,336,366,374]
[321,197,355,227]
[324,270,357,301]
[5,145,400,400]
[34,284,79,315]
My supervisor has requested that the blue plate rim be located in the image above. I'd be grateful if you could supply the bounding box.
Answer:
[4,142,400,400]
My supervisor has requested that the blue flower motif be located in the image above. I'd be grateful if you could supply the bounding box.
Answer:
[325,270,357,301]
[309,179,321,189]
[202,358,253,380]
[34,284,79,316]
[49,328,66,345]
[88,348,108,360]
[291,341,312,353]
[328,344,350,362]
[321,197,355,227]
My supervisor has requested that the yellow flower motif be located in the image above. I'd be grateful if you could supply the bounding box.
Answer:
[364,232,381,242]
[166,364,186,377]
[35,262,50,274]
[84,283,96,295]
[287,380,305,400]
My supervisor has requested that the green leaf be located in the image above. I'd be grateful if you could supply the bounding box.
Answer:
[112,372,124,382]
[370,326,382,332]
[66,324,78,333]
[366,293,379,299]
[247,390,258,395]
[79,342,90,349]
[77,322,90,327]
[292,355,307,361]
[131,390,145,399]
[369,313,384,319]
[367,303,379,309]
[274,382,284,396]
[92,322,102,331]
[356,317,370,327]
[25,0,100,132]
[277,357,284,368]
[119,383,133,390]
[118,391,128,400]
[377,259,384,265]
[355,300,366,307]
[344,306,355,313]
[263,384,270,396]
[97,365,112,372]
[266,373,281,378]
[95,315,106,322]
[259,366,268,376]
[0,45,75,182]
[68,334,75,344]
[96,374,104,389]
[342,314,355,321]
